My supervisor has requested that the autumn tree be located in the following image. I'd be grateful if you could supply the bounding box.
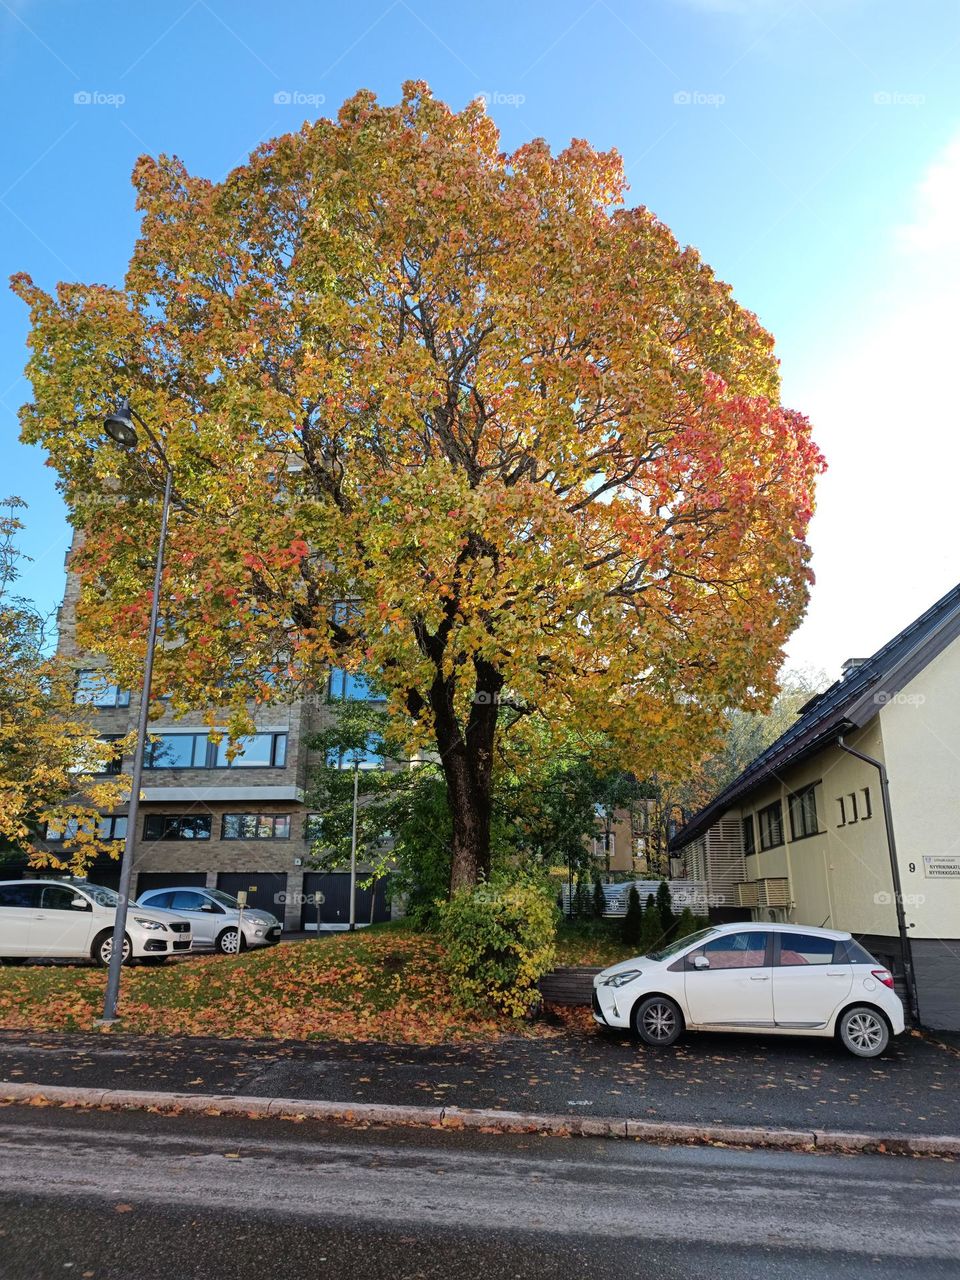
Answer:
[13,83,823,891]
[0,499,128,867]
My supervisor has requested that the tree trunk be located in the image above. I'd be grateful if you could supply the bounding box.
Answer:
[430,659,502,895]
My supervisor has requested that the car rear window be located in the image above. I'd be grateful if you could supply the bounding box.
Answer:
[835,938,878,965]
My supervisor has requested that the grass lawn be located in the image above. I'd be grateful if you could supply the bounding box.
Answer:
[0,921,624,1044]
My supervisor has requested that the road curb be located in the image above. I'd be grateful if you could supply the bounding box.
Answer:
[2,1081,958,1157]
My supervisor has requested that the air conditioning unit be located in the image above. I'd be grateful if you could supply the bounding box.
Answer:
[736,882,760,908]
[759,878,791,908]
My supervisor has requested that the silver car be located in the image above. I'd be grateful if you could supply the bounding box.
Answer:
[136,887,282,954]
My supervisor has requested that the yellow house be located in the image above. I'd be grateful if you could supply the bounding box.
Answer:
[672,584,960,1032]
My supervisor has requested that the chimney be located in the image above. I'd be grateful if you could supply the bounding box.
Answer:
[841,658,866,678]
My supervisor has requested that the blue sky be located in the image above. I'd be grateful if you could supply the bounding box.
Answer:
[3,0,959,675]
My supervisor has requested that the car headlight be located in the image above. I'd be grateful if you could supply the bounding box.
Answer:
[602,969,642,988]
[133,917,167,932]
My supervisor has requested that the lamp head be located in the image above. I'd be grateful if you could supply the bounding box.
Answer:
[103,399,138,448]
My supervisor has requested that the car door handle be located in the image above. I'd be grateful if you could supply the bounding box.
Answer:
[750,975,770,981]
[826,970,847,977]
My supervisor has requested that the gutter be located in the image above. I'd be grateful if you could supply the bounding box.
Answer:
[837,735,920,1025]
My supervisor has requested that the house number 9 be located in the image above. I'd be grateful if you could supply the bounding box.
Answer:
[908,862,916,873]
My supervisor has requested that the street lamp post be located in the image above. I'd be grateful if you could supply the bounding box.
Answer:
[99,399,173,1024]
[348,760,360,931]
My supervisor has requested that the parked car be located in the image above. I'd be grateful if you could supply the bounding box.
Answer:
[136,887,282,953]
[593,922,905,1058]
[0,878,192,967]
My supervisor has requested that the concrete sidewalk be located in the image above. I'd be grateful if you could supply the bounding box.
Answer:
[0,1025,955,1139]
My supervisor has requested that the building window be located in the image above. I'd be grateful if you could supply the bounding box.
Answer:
[860,787,872,819]
[328,668,381,701]
[742,814,756,856]
[839,791,860,825]
[837,796,847,827]
[143,814,212,841]
[145,733,207,769]
[221,814,292,840]
[45,814,126,843]
[145,732,287,769]
[97,736,125,776]
[757,801,784,851]
[74,670,130,708]
[211,733,287,768]
[326,734,383,770]
[98,815,128,841]
[304,814,324,842]
[788,785,819,840]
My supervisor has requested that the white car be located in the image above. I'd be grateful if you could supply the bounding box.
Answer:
[136,887,282,953]
[0,878,192,967]
[593,922,905,1058]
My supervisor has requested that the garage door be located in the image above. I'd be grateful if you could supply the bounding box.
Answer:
[300,873,390,930]
[137,871,207,896]
[216,872,288,927]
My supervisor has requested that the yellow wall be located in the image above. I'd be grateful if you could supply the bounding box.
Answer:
[879,639,960,941]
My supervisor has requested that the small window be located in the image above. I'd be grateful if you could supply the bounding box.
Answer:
[742,814,756,856]
[836,796,847,827]
[74,670,131,708]
[777,932,835,966]
[145,734,206,769]
[788,785,819,840]
[143,815,212,841]
[328,668,382,701]
[97,736,125,775]
[326,734,383,770]
[97,816,127,841]
[846,791,860,824]
[860,787,872,820]
[39,884,83,911]
[221,814,291,840]
[757,801,784,850]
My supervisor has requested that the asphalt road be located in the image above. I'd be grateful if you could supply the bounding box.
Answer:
[0,1104,958,1279]
[1,1026,956,1136]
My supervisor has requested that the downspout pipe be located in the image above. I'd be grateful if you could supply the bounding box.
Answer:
[837,734,920,1025]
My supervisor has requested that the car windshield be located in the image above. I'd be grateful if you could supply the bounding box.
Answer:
[207,890,239,908]
[646,927,719,963]
[79,883,119,907]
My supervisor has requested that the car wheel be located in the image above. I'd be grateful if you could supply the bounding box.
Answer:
[632,996,683,1047]
[216,928,244,955]
[93,930,132,968]
[838,1006,890,1058]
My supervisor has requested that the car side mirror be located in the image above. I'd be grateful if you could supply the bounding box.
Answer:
[70,896,90,911]
[200,903,216,912]
[692,955,710,970]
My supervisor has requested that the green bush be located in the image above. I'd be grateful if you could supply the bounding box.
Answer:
[438,878,558,1018]
[656,880,675,938]
[673,907,699,941]
[621,885,643,948]
[592,872,606,918]
[638,896,665,954]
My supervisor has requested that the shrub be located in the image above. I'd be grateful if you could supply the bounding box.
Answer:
[438,878,558,1018]
[592,872,606,918]
[638,896,665,954]
[656,879,675,938]
[673,906,698,940]
[574,873,592,918]
[621,885,643,948]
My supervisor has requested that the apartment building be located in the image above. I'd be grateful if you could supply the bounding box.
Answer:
[22,555,391,932]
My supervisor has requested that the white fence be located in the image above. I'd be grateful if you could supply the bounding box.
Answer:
[560,879,710,917]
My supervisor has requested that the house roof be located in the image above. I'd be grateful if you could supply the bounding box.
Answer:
[671,580,960,850]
